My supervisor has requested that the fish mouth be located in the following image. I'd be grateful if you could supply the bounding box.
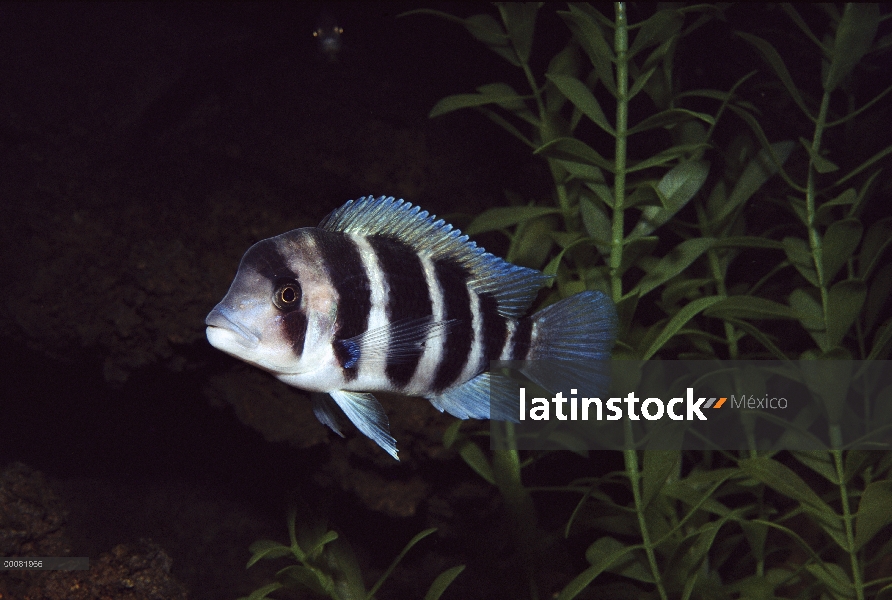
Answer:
[205,308,260,349]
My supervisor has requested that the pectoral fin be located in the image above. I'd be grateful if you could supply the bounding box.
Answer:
[333,316,457,368]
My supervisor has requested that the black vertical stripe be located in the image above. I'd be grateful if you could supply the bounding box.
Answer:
[282,311,308,356]
[511,317,533,361]
[316,231,372,380]
[432,258,473,392]
[245,238,295,283]
[369,235,433,387]
[478,292,507,371]
[242,238,310,357]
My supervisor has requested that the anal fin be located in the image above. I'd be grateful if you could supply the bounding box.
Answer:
[426,372,519,422]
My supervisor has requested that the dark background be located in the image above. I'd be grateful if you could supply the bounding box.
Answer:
[1,3,889,599]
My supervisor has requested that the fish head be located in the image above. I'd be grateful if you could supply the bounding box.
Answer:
[313,11,343,61]
[205,229,338,379]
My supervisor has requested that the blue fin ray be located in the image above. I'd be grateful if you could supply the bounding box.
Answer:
[522,291,617,397]
[328,390,399,459]
[312,393,346,437]
[335,317,457,367]
[426,372,519,422]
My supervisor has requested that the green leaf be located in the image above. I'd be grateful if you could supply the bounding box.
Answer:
[865,312,892,360]
[498,3,539,64]
[478,107,536,148]
[547,74,615,135]
[508,215,557,268]
[626,108,714,136]
[824,3,879,92]
[710,236,784,250]
[580,196,611,243]
[783,237,819,286]
[736,32,811,119]
[429,83,528,118]
[622,184,660,210]
[627,66,656,100]
[713,141,795,224]
[246,540,292,569]
[327,538,366,599]
[657,160,709,208]
[737,521,771,568]
[280,565,334,596]
[443,420,462,448]
[843,451,872,485]
[543,237,598,277]
[634,237,714,296]
[858,217,892,279]
[306,530,338,560]
[799,137,839,174]
[866,265,892,339]
[367,528,438,599]
[801,360,852,425]
[545,44,579,110]
[791,290,828,351]
[628,8,683,58]
[826,279,866,348]
[560,5,616,96]
[739,457,835,514]
[584,537,652,583]
[805,563,853,598]
[855,480,892,550]
[641,296,723,360]
[822,218,862,282]
[458,440,496,485]
[836,142,892,186]
[724,318,789,360]
[466,206,561,236]
[627,143,707,173]
[536,137,614,171]
[789,287,825,331]
[704,296,796,320]
[618,237,658,277]
[423,565,466,600]
[466,14,519,66]
[628,160,709,239]
[642,451,679,508]
[780,5,827,52]
[244,582,285,600]
[816,188,856,223]
[792,450,838,485]
[557,159,606,184]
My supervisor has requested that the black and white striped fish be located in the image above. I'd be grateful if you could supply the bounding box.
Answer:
[205,196,617,459]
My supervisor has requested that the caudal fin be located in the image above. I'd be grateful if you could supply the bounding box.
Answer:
[521,290,617,396]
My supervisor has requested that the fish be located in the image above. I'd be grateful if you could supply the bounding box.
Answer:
[205,196,617,459]
[313,11,343,62]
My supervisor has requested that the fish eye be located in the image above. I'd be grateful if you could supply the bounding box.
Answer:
[273,278,302,311]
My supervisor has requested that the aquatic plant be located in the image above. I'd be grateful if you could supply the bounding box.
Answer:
[407,3,892,599]
[238,507,463,600]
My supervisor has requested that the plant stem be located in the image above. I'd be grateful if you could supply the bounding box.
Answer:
[806,90,831,350]
[610,2,629,303]
[830,427,864,600]
[493,426,541,600]
[623,420,669,600]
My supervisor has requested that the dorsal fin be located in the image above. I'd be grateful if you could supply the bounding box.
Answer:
[319,196,551,319]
